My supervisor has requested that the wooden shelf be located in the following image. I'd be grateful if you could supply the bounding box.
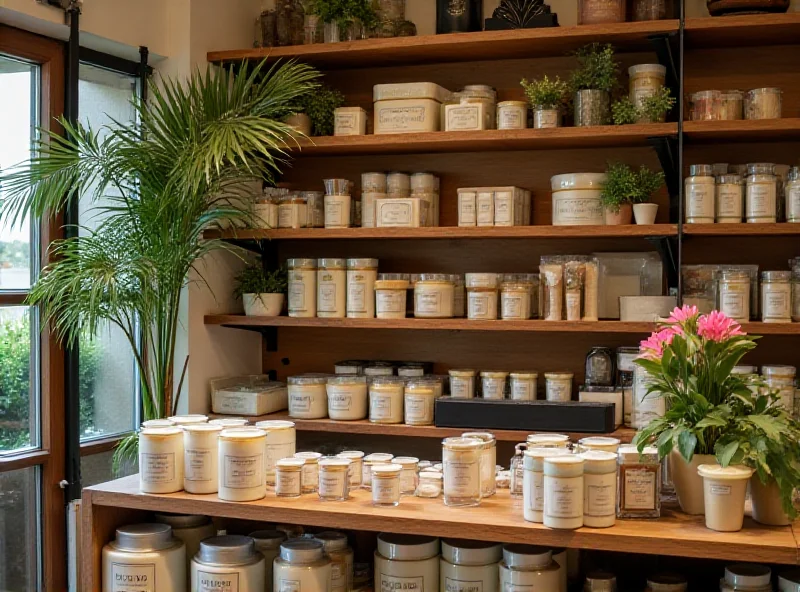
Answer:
[684,118,800,144]
[684,223,800,236]
[206,224,678,242]
[685,14,800,49]
[208,21,679,68]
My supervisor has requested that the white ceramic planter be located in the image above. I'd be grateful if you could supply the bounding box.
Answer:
[633,203,659,224]
[670,450,716,515]
[750,475,791,526]
[243,293,284,317]
[697,464,754,532]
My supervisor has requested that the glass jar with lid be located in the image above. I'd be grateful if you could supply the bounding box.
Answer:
[317,258,346,318]
[294,451,323,493]
[326,375,368,420]
[300,190,324,228]
[466,273,500,320]
[501,282,532,320]
[369,377,405,424]
[449,369,477,399]
[314,531,353,592]
[404,379,438,425]
[745,88,782,120]
[685,164,716,223]
[274,539,332,592]
[497,100,528,130]
[250,530,287,591]
[545,372,573,402]
[139,426,184,494]
[509,372,538,401]
[719,270,751,322]
[690,91,721,121]
[499,545,561,592]
[480,371,508,400]
[393,456,420,495]
[254,194,279,229]
[585,346,615,386]
[720,564,772,592]
[372,463,403,506]
[646,573,688,592]
[102,523,186,592]
[460,84,497,129]
[442,436,483,507]
[617,444,661,518]
[761,271,792,323]
[192,535,266,592]
[347,258,379,319]
[720,90,744,120]
[275,458,305,497]
[440,539,503,592]
[462,431,497,497]
[416,470,443,498]
[336,450,365,488]
[716,174,744,223]
[288,374,329,419]
[414,274,455,318]
[374,534,440,592]
[278,194,309,229]
[362,452,394,489]
[318,457,351,501]
[787,166,800,223]
[375,274,409,319]
[287,258,317,318]
[746,163,777,223]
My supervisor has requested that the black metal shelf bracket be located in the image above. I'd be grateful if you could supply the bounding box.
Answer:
[646,235,679,294]
[648,135,680,222]
[648,33,680,100]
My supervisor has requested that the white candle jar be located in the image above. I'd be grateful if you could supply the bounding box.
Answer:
[317,258,347,318]
[369,377,406,424]
[288,258,317,318]
[362,452,395,489]
[191,535,266,592]
[501,282,532,320]
[510,372,538,401]
[278,196,308,229]
[275,458,304,498]
[543,455,585,530]
[274,540,332,592]
[142,419,175,428]
[480,371,508,400]
[449,369,477,399]
[414,274,455,318]
[315,532,354,592]
[365,362,395,377]
[579,450,617,528]
[183,423,223,494]
[550,173,605,226]
[466,273,500,320]
[522,448,572,524]
[318,457,352,501]
[462,431,497,497]
[326,375,368,420]
[255,420,297,486]
[347,258,379,318]
[254,197,279,229]
[218,428,266,502]
[685,164,715,224]
[208,418,249,428]
[372,463,403,506]
[746,163,777,223]
[404,379,438,426]
[499,545,561,592]
[337,450,365,487]
[154,514,216,577]
[288,374,329,419]
[497,100,528,130]
[442,436,483,507]
[375,274,410,320]
[545,373,573,402]
[169,414,208,426]
[527,433,570,448]
[762,365,796,410]
[440,539,502,592]
[102,523,186,592]
[139,427,185,494]
[250,530,287,592]
[294,451,323,494]
[374,534,440,592]
[716,174,744,223]
[761,271,792,323]
[578,436,620,453]
[719,270,751,322]
[324,194,352,228]
[394,456,420,495]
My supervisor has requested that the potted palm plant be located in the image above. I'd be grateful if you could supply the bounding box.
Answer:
[0,60,319,468]
[520,75,567,129]
[236,263,288,317]
[569,43,619,127]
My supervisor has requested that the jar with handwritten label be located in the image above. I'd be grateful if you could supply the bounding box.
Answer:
[288,258,317,318]
[218,428,266,502]
[347,258,379,318]
[550,173,605,226]
[317,258,346,318]
[294,451,323,494]
[274,539,332,592]
[685,165,715,223]
[102,524,186,592]
[466,273,500,320]
[617,445,661,518]
[746,163,777,223]
[440,539,502,592]
[443,437,483,507]
[275,458,304,498]
[718,270,751,322]
[191,536,266,592]
[374,534,440,592]
[449,369,477,399]
[326,375,368,420]
[288,374,329,419]
[336,450,365,488]
[139,427,184,494]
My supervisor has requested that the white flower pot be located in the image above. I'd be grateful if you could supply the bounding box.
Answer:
[698,464,754,532]
[750,475,791,526]
[633,203,659,224]
[670,450,716,515]
[243,293,284,317]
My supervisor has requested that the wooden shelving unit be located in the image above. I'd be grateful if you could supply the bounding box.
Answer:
[684,223,800,237]
[684,118,800,144]
[684,13,800,48]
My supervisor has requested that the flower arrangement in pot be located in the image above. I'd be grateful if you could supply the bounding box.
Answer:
[235,262,288,317]
[520,75,568,129]
[600,162,664,225]
[634,306,800,529]
[569,43,619,127]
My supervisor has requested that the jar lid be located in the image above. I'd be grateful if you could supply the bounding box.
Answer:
[387,171,411,178]
[550,172,607,191]
[646,573,687,592]
[464,273,500,288]
[498,100,527,108]
[319,457,351,471]
[393,456,420,467]
[347,258,379,268]
[168,414,208,425]
[721,89,743,98]
[363,171,387,178]
[140,426,182,438]
[443,436,483,450]
[182,423,224,434]
[287,258,317,268]
[141,419,174,428]
[527,433,570,446]
[449,369,477,377]
[779,570,800,592]
[377,533,439,561]
[364,452,395,462]
[545,454,584,467]
[579,436,620,448]
[154,513,211,530]
[294,451,323,463]
[544,372,574,379]
[398,365,425,377]
[618,444,658,461]
[691,90,721,99]
[502,544,552,569]
[585,571,617,592]
[747,87,782,95]
[725,564,772,589]
[370,377,406,387]
[419,470,443,481]
[689,164,714,177]
[731,365,757,375]
[197,535,258,565]
[375,279,410,290]
[418,273,452,283]
[219,427,266,441]
[372,463,402,477]
[337,450,365,460]
[255,420,296,431]
[208,417,249,427]
[288,374,330,385]
[762,270,792,281]
[314,531,349,552]
[249,530,287,549]
[747,163,775,175]
[442,539,503,566]
[406,378,439,392]
[480,371,509,379]
[327,375,368,385]
[762,365,796,377]
[628,63,666,76]
[318,258,346,268]
[462,431,496,444]
[697,464,754,480]
[280,539,325,563]
[579,450,618,471]
[115,523,175,552]
[276,458,305,470]
[717,174,741,184]
[510,372,538,379]
[378,273,408,281]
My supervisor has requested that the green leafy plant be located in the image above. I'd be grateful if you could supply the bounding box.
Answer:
[520,75,567,107]
[640,86,676,123]
[0,59,319,469]
[611,96,639,125]
[299,84,345,136]
[569,43,619,93]
[234,263,288,297]
[600,162,664,211]
[308,0,377,29]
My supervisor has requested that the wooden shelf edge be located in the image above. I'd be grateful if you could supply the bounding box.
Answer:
[683,118,800,143]
[685,13,800,48]
[684,223,800,237]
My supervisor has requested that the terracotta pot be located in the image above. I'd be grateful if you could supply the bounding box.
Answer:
[750,475,791,526]
[669,450,716,515]
[604,203,633,225]
[243,293,284,317]
[633,203,659,224]
[285,113,311,136]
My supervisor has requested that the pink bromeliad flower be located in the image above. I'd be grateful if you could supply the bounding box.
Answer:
[697,310,746,342]
[667,305,699,324]
[639,326,679,359]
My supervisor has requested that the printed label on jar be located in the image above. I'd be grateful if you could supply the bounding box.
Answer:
[447,105,482,131]
[546,382,570,402]
[482,379,504,399]
[223,454,263,489]
[185,448,213,482]
[289,393,313,413]
[623,468,656,509]
[319,472,347,498]
[532,471,545,511]
[325,201,347,227]
[468,292,495,319]
[450,377,473,398]
[716,185,743,219]
[415,291,443,315]
[686,185,714,220]
[288,274,308,312]
[380,574,423,592]
[534,109,558,128]
[370,392,396,419]
[377,106,429,132]
[405,394,433,422]
[111,562,155,592]
[444,460,481,497]
[586,475,615,517]
[747,184,777,218]
[279,578,301,592]
[544,476,582,519]
[377,291,405,314]
[763,288,790,319]
[331,561,346,589]
[318,284,340,313]
[445,577,483,592]
[788,187,800,221]
[302,464,319,488]
[276,470,301,496]
[328,390,353,411]
[511,380,534,400]
[278,205,296,228]
[197,570,240,592]
[348,279,368,313]
[720,289,747,319]
[335,113,358,133]
[502,294,526,319]
[710,484,732,496]
[459,194,477,225]
[373,479,400,503]
[499,108,524,129]
[552,193,603,225]
[140,452,175,483]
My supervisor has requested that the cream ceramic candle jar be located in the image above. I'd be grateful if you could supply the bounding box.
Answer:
[501,282,532,320]
[191,535,266,592]
[716,174,744,223]
[154,514,216,577]
[414,274,455,318]
[288,258,317,318]
[375,274,410,319]
[374,534,440,592]
[169,414,208,426]
[719,270,751,322]
[326,375,368,420]
[550,173,605,226]
[480,371,508,400]
[578,436,620,453]
[527,434,570,448]
[274,540,332,592]
[102,523,186,592]
[462,431,497,497]
[466,273,500,320]
[509,372,538,401]
[139,427,185,494]
[315,532,354,592]
[288,375,329,419]
[394,456,420,495]
[250,530,287,592]
[317,258,347,318]
[545,373,573,402]
[497,101,528,130]
[404,379,438,425]
[746,163,777,223]
[372,463,403,506]
[369,377,405,424]
[499,545,561,592]
[544,455,584,530]
[362,452,394,489]
[334,106,367,136]
[440,539,502,592]
[722,564,773,592]
[697,464,754,532]
[337,450,365,487]
[218,428,266,502]
[324,194,352,228]
[275,458,304,498]
[522,447,571,523]
[579,450,617,528]
[208,418,248,428]
[183,424,223,494]
[142,419,174,428]
[442,437,483,507]
[318,457,352,501]
[448,369,476,399]
[294,451,323,494]
[347,258,379,318]
[255,420,297,485]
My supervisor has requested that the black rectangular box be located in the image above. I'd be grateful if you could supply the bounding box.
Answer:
[435,397,616,433]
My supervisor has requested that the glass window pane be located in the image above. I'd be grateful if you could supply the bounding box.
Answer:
[0,467,40,591]
[0,56,38,290]
[78,63,139,441]
[0,306,39,452]
[81,450,138,488]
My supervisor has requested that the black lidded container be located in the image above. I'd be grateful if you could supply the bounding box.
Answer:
[436,0,483,33]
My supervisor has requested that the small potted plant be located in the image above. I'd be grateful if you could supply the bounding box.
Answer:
[569,43,619,127]
[613,88,676,125]
[295,84,345,137]
[308,0,377,42]
[632,165,664,224]
[520,75,567,129]
[599,162,636,224]
[235,263,288,317]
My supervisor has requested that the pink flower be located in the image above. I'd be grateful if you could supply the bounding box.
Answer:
[639,327,679,359]
[697,310,746,342]
[667,305,699,323]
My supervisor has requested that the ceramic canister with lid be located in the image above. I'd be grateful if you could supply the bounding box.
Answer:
[208,418,249,428]
[191,535,265,592]
[255,420,297,485]
[414,274,455,318]
[578,437,620,454]
[372,463,403,506]
[295,451,324,494]
[102,523,186,592]
[218,428,266,502]
[288,374,329,419]
[375,533,440,592]
[499,545,561,592]
[522,448,571,523]
[287,258,317,318]
[274,539,332,592]
[544,455,585,530]
[182,423,223,495]
[722,564,773,592]
[462,431,497,497]
[778,570,800,592]
[550,173,605,226]
[327,375,368,420]
[315,531,354,592]
[579,450,617,528]
[509,372,538,401]
[154,514,216,576]
[169,414,209,426]
[318,457,352,501]
[466,273,500,320]
[317,258,347,318]
[442,437,483,507]
[139,426,185,494]
[250,530,286,592]
[527,433,570,448]
[275,458,305,498]
[404,379,438,426]
[646,573,688,592]
[440,539,503,592]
